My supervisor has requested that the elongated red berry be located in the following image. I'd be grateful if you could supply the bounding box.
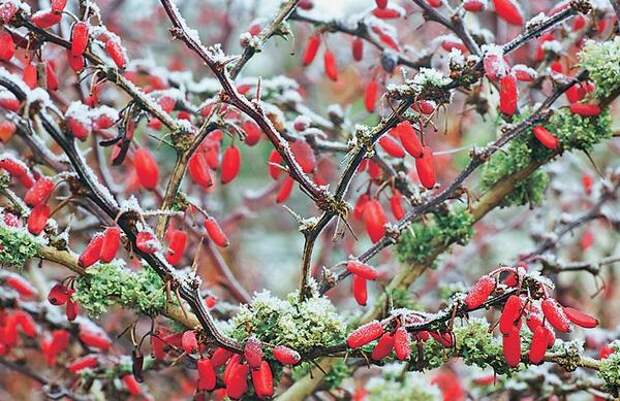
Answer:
[363,199,386,243]
[51,0,67,13]
[68,52,85,72]
[373,7,402,19]
[79,328,112,351]
[463,0,486,12]
[66,116,91,140]
[244,337,264,369]
[379,135,405,158]
[415,146,436,189]
[273,345,301,365]
[197,358,216,391]
[252,361,274,399]
[302,34,320,66]
[352,37,364,61]
[499,74,518,116]
[375,0,388,9]
[15,310,37,337]
[324,50,338,81]
[32,10,62,29]
[4,274,37,298]
[28,204,50,235]
[390,190,405,220]
[502,327,521,367]
[66,299,79,321]
[134,147,159,190]
[352,274,368,306]
[165,229,187,266]
[532,126,559,150]
[541,298,571,333]
[464,275,495,310]
[204,216,229,247]
[0,31,15,61]
[23,62,37,89]
[135,231,159,254]
[239,121,261,146]
[528,325,547,364]
[188,151,213,189]
[499,295,523,335]
[100,227,121,263]
[122,374,141,395]
[493,0,524,25]
[48,283,70,305]
[371,332,394,360]
[79,234,103,268]
[105,39,126,69]
[569,103,601,117]
[291,139,316,173]
[71,22,89,56]
[221,146,241,184]
[364,79,379,112]
[276,175,295,203]
[267,150,283,180]
[394,327,411,361]
[210,347,233,368]
[347,321,384,348]
[68,355,98,373]
[346,260,379,280]
[46,62,58,91]
[226,362,249,400]
[563,306,598,329]
[565,83,585,104]
[181,330,198,354]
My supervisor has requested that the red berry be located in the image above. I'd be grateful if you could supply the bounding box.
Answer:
[14,310,37,337]
[71,22,89,56]
[251,361,274,399]
[499,295,523,335]
[569,103,601,117]
[528,325,547,364]
[27,204,50,235]
[541,298,571,333]
[23,62,37,89]
[243,120,262,146]
[135,231,159,254]
[493,0,524,25]
[291,139,316,173]
[464,275,495,310]
[563,306,599,329]
[181,330,198,354]
[323,50,338,81]
[393,327,411,361]
[499,74,518,116]
[532,126,559,150]
[347,321,384,348]
[68,355,98,373]
[211,347,234,367]
[51,0,67,13]
[390,190,405,220]
[48,283,70,305]
[375,0,388,9]
[363,199,386,243]
[79,327,112,351]
[371,332,394,360]
[197,358,216,391]
[463,0,486,12]
[273,345,301,365]
[226,362,249,400]
[352,274,368,306]
[379,135,405,158]
[373,7,402,19]
[65,299,79,321]
[105,39,126,69]
[0,31,15,61]
[268,150,283,180]
[32,9,62,29]
[46,61,58,91]
[165,229,187,266]
[134,147,159,190]
[221,146,241,184]
[502,327,521,367]
[188,151,213,189]
[79,234,103,268]
[352,37,364,61]
[204,216,229,247]
[23,178,54,207]
[276,175,295,203]
[122,374,141,395]
[67,116,91,141]
[364,79,379,112]
[415,146,436,189]
[244,337,264,369]
[100,227,121,263]
[346,260,379,280]
[4,274,37,298]
[302,34,321,66]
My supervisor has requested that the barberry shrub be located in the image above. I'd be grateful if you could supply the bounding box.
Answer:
[1,0,620,400]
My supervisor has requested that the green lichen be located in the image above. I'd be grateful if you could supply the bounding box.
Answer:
[367,367,442,401]
[74,262,166,317]
[598,341,620,394]
[396,206,474,266]
[388,287,421,310]
[229,288,345,354]
[480,107,611,208]
[578,37,620,99]
[0,222,42,269]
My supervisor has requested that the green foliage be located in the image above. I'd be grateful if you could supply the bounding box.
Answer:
[480,107,611,208]
[74,262,166,317]
[579,37,620,99]
[366,368,442,401]
[598,341,620,393]
[396,206,474,266]
[229,288,345,353]
[0,221,42,268]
